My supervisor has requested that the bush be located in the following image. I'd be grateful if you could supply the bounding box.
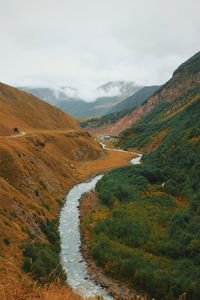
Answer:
[22,218,66,284]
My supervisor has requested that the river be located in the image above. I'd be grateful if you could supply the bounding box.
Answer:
[59,144,142,299]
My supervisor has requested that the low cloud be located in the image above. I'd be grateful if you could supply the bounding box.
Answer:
[0,0,199,97]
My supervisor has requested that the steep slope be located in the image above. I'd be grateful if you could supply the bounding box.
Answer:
[82,81,200,300]
[80,85,161,131]
[0,82,101,299]
[88,51,200,136]
[107,85,161,114]
[120,85,200,150]
[0,82,78,136]
[0,82,136,300]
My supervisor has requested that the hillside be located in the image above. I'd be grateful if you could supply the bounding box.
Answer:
[87,51,200,136]
[80,85,161,130]
[120,86,200,151]
[107,85,161,114]
[0,82,78,136]
[0,82,137,300]
[81,73,200,298]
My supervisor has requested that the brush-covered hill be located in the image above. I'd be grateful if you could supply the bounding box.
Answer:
[86,51,200,136]
[82,72,200,299]
[0,82,78,136]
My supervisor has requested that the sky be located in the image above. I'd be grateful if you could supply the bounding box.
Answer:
[0,0,200,100]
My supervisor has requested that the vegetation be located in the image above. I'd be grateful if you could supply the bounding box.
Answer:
[83,87,200,299]
[22,218,66,284]
[173,51,200,75]
[120,86,200,150]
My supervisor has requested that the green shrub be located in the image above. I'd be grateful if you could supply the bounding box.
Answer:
[22,218,66,284]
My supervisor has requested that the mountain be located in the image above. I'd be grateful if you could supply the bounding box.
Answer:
[18,81,142,118]
[81,54,200,299]
[97,81,141,99]
[0,82,105,300]
[57,81,141,117]
[86,51,200,136]
[107,85,161,114]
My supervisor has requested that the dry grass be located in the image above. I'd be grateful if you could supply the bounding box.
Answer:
[0,82,78,136]
[0,82,138,299]
[0,130,135,300]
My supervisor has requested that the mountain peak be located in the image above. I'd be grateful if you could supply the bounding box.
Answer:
[97,81,141,97]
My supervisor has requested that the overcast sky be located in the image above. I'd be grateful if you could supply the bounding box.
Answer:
[0,0,199,99]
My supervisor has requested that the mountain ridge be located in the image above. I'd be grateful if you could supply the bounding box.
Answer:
[86,51,200,136]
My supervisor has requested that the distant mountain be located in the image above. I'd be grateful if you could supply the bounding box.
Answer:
[107,85,161,114]
[18,81,142,117]
[18,86,80,106]
[97,81,141,99]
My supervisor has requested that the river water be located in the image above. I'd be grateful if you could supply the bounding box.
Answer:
[59,144,142,299]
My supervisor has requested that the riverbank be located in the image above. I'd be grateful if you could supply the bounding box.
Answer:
[80,190,144,300]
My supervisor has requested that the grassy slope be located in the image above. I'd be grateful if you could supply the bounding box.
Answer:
[0,83,103,299]
[0,82,78,136]
[81,83,200,299]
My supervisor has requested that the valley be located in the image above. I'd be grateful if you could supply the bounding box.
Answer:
[0,50,199,300]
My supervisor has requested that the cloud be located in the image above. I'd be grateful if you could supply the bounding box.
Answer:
[0,0,200,100]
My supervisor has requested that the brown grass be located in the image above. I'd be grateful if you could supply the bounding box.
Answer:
[0,82,138,299]
[0,130,135,299]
